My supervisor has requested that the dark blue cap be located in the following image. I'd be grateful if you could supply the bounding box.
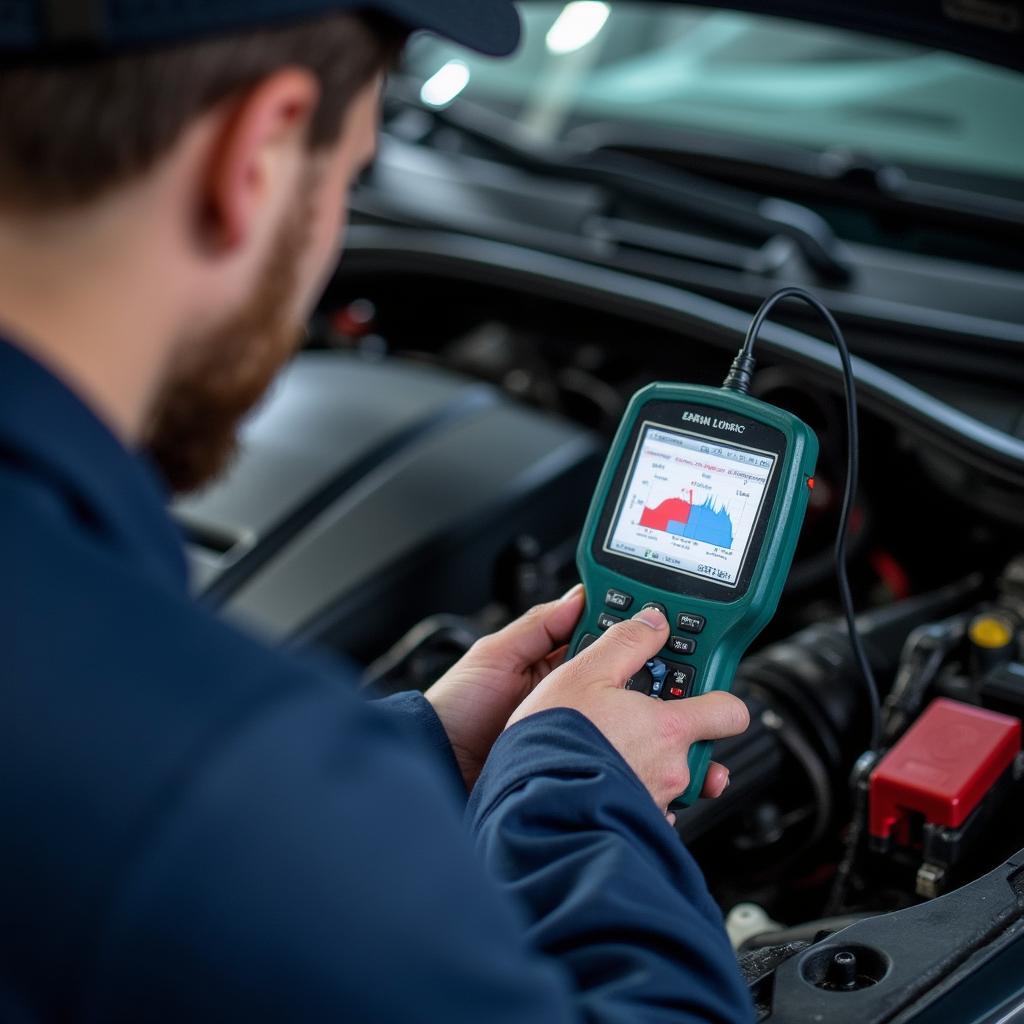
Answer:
[0,0,521,59]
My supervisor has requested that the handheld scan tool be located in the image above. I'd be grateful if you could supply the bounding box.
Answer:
[570,303,822,807]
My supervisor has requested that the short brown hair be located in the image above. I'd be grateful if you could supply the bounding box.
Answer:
[0,12,406,210]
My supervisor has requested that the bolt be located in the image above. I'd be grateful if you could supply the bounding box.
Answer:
[827,950,859,991]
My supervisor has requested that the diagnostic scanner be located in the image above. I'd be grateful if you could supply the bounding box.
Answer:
[569,382,818,807]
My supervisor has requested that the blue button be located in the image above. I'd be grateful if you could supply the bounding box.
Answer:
[648,658,668,696]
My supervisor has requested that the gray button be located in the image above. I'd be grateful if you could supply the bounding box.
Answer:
[668,635,697,656]
[676,613,706,634]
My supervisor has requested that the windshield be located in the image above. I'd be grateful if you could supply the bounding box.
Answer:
[402,2,1024,186]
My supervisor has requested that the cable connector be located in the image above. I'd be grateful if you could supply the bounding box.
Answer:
[722,352,757,394]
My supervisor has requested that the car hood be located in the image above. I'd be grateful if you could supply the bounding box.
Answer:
[635,0,1023,71]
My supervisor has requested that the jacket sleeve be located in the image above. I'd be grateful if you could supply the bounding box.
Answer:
[373,689,467,800]
[80,673,751,1024]
[469,709,755,1024]
[80,674,578,1024]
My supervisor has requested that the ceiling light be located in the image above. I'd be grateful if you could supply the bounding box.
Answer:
[546,2,611,56]
[420,60,471,108]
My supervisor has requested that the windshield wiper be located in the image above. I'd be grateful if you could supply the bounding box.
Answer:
[570,121,1024,237]
[385,84,853,283]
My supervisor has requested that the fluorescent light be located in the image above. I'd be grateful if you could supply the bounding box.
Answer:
[546,2,611,56]
[419,60,471,108]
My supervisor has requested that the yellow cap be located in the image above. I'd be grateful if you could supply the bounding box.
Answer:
[969,614,1014,650]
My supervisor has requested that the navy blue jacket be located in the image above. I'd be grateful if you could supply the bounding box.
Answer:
[0,337,754,1022]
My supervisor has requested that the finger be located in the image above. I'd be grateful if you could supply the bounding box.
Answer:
[543,645,569,673]
[665,691,750,742]
[571,605,670,686]
[701,761,731,799]
[476,585,585,669]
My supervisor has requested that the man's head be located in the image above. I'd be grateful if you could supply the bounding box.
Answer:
[0,13,404,491]
[3,13,407,491]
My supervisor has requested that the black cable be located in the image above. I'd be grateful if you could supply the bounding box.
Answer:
[724,286,882,754]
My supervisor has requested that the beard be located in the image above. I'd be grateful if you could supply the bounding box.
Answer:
[144,181,314,495]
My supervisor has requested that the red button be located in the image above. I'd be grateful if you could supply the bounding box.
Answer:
[670,687,684,697]
[807,477,816,490]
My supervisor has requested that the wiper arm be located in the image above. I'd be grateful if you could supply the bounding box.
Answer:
[385,86,853,282]
[571,121,1024,237]
[576,146,851,281]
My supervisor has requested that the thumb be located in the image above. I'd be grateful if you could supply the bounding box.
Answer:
[472,585,585,669]
[573,605,670,686]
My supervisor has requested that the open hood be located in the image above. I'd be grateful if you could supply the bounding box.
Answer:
[639,0,1024,72]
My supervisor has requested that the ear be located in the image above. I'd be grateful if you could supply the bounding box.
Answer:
[202,69,321,250]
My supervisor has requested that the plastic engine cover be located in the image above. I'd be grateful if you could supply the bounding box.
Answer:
[174,351,600,661]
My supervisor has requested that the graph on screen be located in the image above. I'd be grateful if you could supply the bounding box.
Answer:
[605,423,776,586]
[639,493,734,549]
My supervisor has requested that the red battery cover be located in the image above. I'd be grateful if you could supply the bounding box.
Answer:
[869,698,1021,844]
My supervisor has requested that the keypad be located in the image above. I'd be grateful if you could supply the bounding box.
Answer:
[626,657,696,701]
[581,598,702,699]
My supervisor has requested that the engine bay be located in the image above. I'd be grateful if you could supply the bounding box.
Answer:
[176,232,1024,1021]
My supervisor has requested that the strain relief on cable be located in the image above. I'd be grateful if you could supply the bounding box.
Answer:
[722,353,756,394]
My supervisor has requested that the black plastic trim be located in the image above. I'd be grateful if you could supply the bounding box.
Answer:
[201,382,499,605]
[339,226,1024,490]
[766,847,1024,1022]
[290,432,599,649]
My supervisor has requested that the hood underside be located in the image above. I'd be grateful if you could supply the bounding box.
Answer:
[640,0,1023,72]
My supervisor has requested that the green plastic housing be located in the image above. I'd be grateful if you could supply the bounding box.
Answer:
[570,382,818,807]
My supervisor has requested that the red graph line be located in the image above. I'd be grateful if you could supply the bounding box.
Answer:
[639,494,693,532]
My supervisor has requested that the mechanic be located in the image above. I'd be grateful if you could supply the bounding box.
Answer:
[0,3,754,1021]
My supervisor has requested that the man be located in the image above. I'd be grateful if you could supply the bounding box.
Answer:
[0,2,754,1021]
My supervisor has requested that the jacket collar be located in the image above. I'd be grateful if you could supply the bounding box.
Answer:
[0,335,189,593]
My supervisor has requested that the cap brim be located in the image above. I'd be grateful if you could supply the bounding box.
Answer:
[0,0,522,60]
[376,0,521,57]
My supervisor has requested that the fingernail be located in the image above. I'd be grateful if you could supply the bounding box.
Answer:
[561,583,584,602]
[633,607,666,628]
[725,774,731,789]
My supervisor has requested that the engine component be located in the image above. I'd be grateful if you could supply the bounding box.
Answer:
[973,558,1024,720]
[753,845,1024,1023]
[969,612,1018,676]
[827,562,1024,913]
[869,698,1021,897]
[882,612,969,745]
[980,661,1024,721]
[726,903,783,949]
[174,352,601,661]
[678,579,981,848]
[739,913,875,953]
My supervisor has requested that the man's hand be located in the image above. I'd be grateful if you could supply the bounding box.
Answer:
[426,586,588,790]
[507,605,749,813]
[427,590,746,803]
